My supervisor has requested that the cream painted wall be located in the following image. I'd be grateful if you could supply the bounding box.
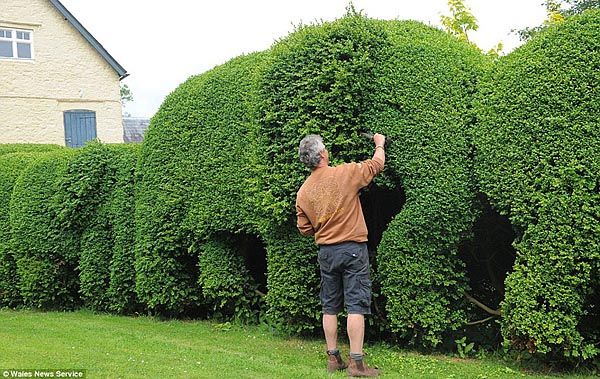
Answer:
[0,0,124,144]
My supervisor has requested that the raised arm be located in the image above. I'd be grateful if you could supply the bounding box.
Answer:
[372,133,386,167]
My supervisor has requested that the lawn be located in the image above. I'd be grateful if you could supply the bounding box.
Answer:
[0,310,595,379]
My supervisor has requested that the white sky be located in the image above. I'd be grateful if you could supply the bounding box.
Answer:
[59,0,547,118]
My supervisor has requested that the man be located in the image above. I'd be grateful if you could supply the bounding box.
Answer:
[295,133,385,377]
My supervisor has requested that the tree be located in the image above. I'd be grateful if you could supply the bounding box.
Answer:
[516,0,599,41]
[120,84,133,105]
[440,0,503,57]
[440,0,479,42]
[563,0,600,15]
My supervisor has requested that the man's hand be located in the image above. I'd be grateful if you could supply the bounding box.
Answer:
[373,133,386,148]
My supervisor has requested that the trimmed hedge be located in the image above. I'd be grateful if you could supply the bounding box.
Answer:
[198,236,262,322]
[106,144,140,314]
[0,152,46,307]
[10,149,80,309]
[137,11,486,339]
[474,10,600,359]
[135,52,267,316]
[257,13,486,342]
[56,142,140,313]
[0,144,61,157]
[371,20,486,347]
[1,10,595,364]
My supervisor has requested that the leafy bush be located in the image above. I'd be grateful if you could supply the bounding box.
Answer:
[56,142,140,313]
[256,13,391,333]
[0,144,61,157]
[197,237,262,322]
[257,12,486,342]
[106,144,140,314]
[0,152,46,307]
[135,52,267,316]
[136,11,487,340]
[474,10,600,360]
[10,149,80,309]
[371,20,487,348]
[263,227,321,333]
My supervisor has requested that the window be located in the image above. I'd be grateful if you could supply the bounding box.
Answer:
[0,28,33,59]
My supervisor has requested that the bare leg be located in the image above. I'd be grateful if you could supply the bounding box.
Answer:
[347,314,365,354]
[323,314,338,351]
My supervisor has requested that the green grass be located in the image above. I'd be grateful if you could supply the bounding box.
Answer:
[0,310,595,378]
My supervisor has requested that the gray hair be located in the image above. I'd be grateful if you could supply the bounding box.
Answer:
[298,134,325,168]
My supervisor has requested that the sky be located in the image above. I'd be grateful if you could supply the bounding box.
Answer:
[59,0,547,118]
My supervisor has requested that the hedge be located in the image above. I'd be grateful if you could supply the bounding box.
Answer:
[9,149,80,309]
[135,11,487,339]
[257,12,486,342]
[106,144,140,314]
[0,152,47,307]
[0,144,61,157]
[197,236,262,322]
[474,10,600,360]
[56,142,140,313]
[135,52,267,316]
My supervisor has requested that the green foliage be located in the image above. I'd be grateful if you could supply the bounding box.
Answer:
[133,11,485,337]
[106,144,140,314]
[367,21,485,347]
[440,0,479,42]
[256,12,395,333]
[56,142,114,311]
[565,0,600,15]
[120,84,133,105]
[0,144,61,156]
[455,336,475,358]
[56,142,140,313]
[257,13,392,224]
[263,227,320,334]
[9,149,80,309]
[135,52,267,316]
[474,11,600,360]
[517,0,600,41]
[0,152,45,307]
[197,237,262,322]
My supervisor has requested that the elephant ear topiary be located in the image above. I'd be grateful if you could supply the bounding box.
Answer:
[474,10,600,360]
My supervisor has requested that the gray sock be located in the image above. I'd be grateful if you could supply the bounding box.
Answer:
[327,348,340,356]
[350,352,363,361]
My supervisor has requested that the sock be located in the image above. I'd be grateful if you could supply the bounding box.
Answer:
[350,352,363,361]
[327,348,340,357]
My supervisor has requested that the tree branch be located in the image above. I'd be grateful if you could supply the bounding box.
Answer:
[254,289,266,298]
[464,292,501,316]
[466,315,497,326]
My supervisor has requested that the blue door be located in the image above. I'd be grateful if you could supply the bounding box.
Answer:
[64,110,97,148]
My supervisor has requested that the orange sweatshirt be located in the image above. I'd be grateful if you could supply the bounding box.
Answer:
[295,157,384,245]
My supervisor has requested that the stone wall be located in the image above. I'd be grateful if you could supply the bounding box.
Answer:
[0,0,123,144]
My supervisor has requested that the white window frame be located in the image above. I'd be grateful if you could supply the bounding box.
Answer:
[0,27,34,60]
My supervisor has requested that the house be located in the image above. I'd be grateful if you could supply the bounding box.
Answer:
[0,0,128,147]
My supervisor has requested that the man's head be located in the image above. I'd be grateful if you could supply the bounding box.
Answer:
[299,134,328,169]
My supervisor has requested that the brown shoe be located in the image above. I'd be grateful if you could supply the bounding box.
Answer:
[347,357,380,377]
[327,352,348,373]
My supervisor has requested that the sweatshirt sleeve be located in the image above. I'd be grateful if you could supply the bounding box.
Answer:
[347,156,385,189]
[296,202,315,236]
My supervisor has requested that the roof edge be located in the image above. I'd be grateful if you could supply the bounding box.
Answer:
[49,0,129,80]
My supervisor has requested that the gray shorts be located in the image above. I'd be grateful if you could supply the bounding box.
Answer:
[318,241,372,315]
